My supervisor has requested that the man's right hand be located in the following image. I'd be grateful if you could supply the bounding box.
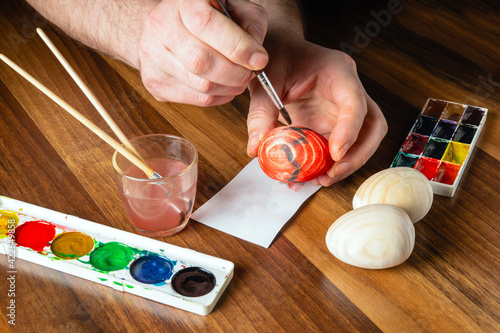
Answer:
[137,0,269,106]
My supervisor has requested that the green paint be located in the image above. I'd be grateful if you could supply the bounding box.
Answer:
[125,284,134,289]
[89,242,135,272]
[77,258,91,265]
[113,281,123,286]
[97,277,108,282]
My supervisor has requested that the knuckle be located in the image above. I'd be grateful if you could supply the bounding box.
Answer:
[234,84,248,95]
[225,35,247,61]
[185,48,211,75]
[189,7,216,33]
[253,5,268,20]
[239,2,268,26]
[144,10,161,29]
[195,78,216,94]
[141,74,168,102]
[196,93,216,106]
[339,52,357,72]
[235,70,253,87]
[246,106,268,124]
[360,150,371,166]
[141,74,158,93]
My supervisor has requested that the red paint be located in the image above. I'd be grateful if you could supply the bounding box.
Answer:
[15,220,56,252]
[402,133,429,155]
[434,161,461,185]
[414,157,441,180]
[258,126,333,183]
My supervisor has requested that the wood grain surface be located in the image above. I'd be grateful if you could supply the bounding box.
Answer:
[1,0,499,332]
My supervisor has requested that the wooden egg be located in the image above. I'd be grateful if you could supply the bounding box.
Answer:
[257,126,333,183]
[326,204,415,269]
[353,167,433,223]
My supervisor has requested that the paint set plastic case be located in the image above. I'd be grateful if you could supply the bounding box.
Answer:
[0,196,234,315]
[391,98,487,197]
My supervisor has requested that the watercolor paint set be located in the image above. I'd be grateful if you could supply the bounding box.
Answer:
[0,196,234,315]
[391,98,487,197]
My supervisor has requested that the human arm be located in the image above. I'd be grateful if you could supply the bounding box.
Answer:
[26,0,387,187]
[25,0,269,105]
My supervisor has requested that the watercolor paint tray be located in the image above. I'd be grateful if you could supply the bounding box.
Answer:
[0,196,234,315]
[391,98,487,197]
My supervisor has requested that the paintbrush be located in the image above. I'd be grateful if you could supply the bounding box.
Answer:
[35,28,161,179]
[0,54,161,179]
[214,0,292,125]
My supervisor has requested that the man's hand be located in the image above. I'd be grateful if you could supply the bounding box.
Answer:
[137,0,269,106]
[247,30,388,187]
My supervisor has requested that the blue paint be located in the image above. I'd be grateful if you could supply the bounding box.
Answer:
[130,255,175,284]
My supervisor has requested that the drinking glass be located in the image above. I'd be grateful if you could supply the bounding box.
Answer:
[112,134,198,237]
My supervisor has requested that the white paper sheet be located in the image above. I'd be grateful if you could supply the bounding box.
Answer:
[191,159,321,248]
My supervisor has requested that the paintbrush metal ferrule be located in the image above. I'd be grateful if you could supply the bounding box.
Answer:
[256,71,292,125]
[214,0,292,125]
[151,172,163,179]
[279,107,292,125]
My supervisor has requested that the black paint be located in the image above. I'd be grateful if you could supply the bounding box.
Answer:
[171,267,216,297]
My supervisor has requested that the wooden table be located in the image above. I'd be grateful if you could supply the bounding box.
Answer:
[1,0,499,331]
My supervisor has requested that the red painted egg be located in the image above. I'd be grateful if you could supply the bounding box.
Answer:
[257,126,333,183]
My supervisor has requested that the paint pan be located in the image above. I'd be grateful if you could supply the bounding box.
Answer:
[391,98,487,197]
[0,196,233,315]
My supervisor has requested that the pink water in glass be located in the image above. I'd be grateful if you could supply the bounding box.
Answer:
[118,157,196,237]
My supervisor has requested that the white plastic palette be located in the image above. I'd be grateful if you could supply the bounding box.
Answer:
[0,196,234,315]
[391,98,488,197]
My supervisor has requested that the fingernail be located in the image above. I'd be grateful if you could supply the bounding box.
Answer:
[335,144,349,161]
[288,182,304,192]
[247,24,264,43]
[249,51,268,70]
[330,162,350,178]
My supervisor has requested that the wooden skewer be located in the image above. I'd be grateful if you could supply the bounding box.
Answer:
[0,53,158,179]
[36,28,145,162]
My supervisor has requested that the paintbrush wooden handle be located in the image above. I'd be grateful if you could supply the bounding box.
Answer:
[0,54,156,179]
[35,28,145,161]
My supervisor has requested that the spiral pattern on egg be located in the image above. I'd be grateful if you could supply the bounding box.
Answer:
[257,126,333,183]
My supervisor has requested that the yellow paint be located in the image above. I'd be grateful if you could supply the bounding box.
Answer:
[50,232,94,259]
[0,210,19,239]
[442,141,470,165]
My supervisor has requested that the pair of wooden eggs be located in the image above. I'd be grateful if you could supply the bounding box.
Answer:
[326,167,433,269]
